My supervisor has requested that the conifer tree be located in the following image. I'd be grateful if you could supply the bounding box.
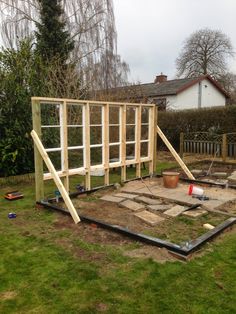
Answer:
[35,0,74,62]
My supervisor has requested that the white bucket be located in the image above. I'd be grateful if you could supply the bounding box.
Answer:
[188,184,204,196]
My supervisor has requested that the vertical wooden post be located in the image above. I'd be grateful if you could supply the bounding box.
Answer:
[121,105,126,182]
[180,132,184,159]
[32,98,44,201]
[152,105,158,173]
[61,101,69,192]
[222,133,227,162]
[84,103,91,190]
[136,106,141,177]
[103,104,109,185]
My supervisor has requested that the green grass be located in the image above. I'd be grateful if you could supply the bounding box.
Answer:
[0,161,236,313]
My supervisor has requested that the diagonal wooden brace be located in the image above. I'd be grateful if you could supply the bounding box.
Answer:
[31,130,80,224]
[157,126,195,180]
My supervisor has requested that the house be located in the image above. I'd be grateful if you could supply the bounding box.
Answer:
[95,73,229,110]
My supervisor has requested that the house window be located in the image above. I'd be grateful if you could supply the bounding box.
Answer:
[152,98,167,110]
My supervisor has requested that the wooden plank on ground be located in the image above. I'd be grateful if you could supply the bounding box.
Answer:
[31,130,80,224]
[156,125,195,180]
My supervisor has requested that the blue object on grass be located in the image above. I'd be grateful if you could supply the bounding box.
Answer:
[8,213,17,219]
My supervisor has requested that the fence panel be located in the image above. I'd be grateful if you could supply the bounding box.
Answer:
[181,132,236,160]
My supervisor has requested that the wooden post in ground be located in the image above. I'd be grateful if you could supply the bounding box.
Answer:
[179,132,184,159]
[157,126,195,180]
[31,130,80,224]
[61,101,69,192]
[135,106,141,177]
[84,103,91,190]
[222,133,227,162]
[121,105,127,182]
[103,104,110,185]
[32,98,44,201]
[152,106,158,173]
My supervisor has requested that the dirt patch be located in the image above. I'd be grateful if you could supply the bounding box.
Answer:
[0,291,17,300]
[56,192,227,245]
[214,200,236,215]
[174,159,236,180]
[123,246,176,263]
[53,215,134,247]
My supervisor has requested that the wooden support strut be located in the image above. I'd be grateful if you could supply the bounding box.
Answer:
[31,130,80,224]
[156,126,195,180]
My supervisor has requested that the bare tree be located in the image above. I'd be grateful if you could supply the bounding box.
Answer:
[218,72,236,104]
[0,0,129,90]
[176,28,234,79]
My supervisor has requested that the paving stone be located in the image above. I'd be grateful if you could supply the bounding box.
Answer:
[164,205,186,217]
[114,193,138,199]
[134,210,165,226]
[191,169,203,175]
[211,172,228,178]
[135,196,162,205]
[147,204,173,212]
[100,195,124,203]
[183,209,208,218]
[120,200,145,211]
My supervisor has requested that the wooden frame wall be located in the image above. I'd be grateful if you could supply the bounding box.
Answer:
[32,97,157,201]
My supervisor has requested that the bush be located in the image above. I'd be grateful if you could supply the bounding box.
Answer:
[0,40,46,176]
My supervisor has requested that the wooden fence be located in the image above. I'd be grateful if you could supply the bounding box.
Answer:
[180,132,236,161]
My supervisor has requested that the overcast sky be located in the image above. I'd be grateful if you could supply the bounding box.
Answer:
[113,0,236,83]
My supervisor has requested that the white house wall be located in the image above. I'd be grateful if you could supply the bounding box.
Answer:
[200,79,226,108]
[167,79,226,110]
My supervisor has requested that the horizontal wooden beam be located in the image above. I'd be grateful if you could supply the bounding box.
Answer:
[31,97,155,108]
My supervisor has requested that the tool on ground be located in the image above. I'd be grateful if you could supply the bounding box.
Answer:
[206,147,220,176]
[4,191,24,201]
[192,195,210,201]
[54,190,61,203]
[76,184,85,192]
[140,176,155,196]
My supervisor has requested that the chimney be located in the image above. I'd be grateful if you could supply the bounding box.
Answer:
[154,73,167,84]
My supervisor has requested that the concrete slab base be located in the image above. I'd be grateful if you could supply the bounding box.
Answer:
[191,169,203,175]
[148,204,173,212]
[100,195,125,203]
[135,210,165,226]
[120,200,145,211]
[212,172,228,178]
[135,196,162,205]
[183,209,208,218]
[121,179,236,210]
[114,193,138,199]
[164,205,186,217]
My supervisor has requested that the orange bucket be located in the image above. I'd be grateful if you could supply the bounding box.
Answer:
[162,171,180,188]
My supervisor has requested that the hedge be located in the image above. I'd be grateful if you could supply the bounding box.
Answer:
[158,105,236,149]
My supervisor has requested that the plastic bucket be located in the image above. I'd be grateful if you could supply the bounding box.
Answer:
[162,172,180,188]
[188,184,204,196]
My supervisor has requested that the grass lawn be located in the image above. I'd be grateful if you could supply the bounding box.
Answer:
[0,161,236,313]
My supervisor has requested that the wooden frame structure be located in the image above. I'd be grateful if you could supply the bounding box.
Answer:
[32,97,157,201]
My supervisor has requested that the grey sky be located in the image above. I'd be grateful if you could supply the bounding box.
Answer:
[113,0,236,83]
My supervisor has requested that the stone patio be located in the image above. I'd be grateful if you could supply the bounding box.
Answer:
[99,177,236,226]
[120,179,236,210]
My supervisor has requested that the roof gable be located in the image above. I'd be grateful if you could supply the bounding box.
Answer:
[94,75,229,100]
